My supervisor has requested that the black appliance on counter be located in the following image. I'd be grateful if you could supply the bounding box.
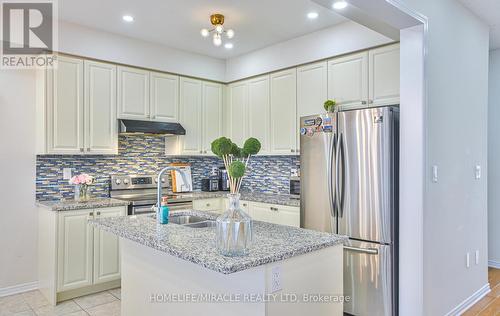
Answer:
[201,178,219,192]
[219,166,230,191]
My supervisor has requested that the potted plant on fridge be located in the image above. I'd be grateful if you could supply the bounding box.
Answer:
[211,136,261,256]
[324,99,337,113]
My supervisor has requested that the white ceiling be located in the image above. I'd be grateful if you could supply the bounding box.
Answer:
[457,0,500,50]
[59,0,347,59]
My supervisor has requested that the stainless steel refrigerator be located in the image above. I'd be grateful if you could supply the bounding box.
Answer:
[300,106,399,316]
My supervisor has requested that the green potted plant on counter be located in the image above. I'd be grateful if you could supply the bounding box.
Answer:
[211,136,261,256]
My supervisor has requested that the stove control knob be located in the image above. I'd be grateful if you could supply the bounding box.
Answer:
[123,179,130,185]
[115,179,121,185]
[161,178,166,183]
[154,178,158,183]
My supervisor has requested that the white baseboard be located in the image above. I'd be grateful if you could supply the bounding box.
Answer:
[0,281,38,297]
[445,283,490,316]
[488,260,500,269]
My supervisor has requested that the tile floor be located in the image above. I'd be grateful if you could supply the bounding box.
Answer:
[463,268,500,316]
[0,288,121,316]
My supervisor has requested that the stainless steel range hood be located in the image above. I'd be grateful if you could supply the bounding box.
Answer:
[119,119,186,135]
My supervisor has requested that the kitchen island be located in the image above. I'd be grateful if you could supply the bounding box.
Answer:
[89,210,347,316]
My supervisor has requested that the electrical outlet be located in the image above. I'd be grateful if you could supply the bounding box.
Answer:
[475,165,481,180]
[270,266,282,293]
[475,250,479,265]
[63,168,73,180]
[466,253,470,268]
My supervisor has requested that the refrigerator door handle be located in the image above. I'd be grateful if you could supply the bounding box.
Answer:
[344,245,379,255]
[327,134,337,218]
[336,133,346,217]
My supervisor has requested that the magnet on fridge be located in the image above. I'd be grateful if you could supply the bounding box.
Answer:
[300,127,307,135]
[306,127,315,136]
[323,117,332,125]
[322,125,333,132]
[304,119,315,126]
[315,117,323,126]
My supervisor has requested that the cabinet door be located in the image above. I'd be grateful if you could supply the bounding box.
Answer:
[150,72,179,122]
[202,82,223,155]
[57,209,93,291]
[93,207,126,284]
[117,66,150,120]
[47,55,84,154]
[84,61,118,155]
[270,69,297,155]
[228,82,248,145]
[328,51,368,110]
[179,77,202,154]
[369,44,400,106]
[297,61,327,150]
[248,75,271,154]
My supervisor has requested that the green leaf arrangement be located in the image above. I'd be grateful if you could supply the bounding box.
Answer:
[324,99,337,113]
[211,137,262,193]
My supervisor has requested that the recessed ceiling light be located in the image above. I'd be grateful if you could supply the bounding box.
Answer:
[122,15,134,22]
[224,43,233,49]
[307,12,319,19]
[332,1,348,10]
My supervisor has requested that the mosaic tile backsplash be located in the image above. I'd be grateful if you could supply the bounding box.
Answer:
[37,135,300,201]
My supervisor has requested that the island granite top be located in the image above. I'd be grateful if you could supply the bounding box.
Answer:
[37,198,130,211]
[89,210,346,275]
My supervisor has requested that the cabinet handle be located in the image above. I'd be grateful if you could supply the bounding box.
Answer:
[86,148,90,152]
[243,203,247,207]
[270,207,278,212]
[368,100,373,104]
[96,211,101,216]
[206,203,210,207]
[89,212,94,217]
[80,148,84,152]
[199,150,203,154]
[290,149,294,153]
[361,101,367,105]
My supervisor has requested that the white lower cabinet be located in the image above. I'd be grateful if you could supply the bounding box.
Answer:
[40,205,126,304]
[93,207,123,284]
[57,209,94,291]
[249,202,300,227]
[194,198,299,227]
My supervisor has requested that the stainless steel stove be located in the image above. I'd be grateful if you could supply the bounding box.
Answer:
[110,174,193,215]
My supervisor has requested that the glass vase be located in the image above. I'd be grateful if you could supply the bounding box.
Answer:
[74,185,90,202]
[215,193,253,256]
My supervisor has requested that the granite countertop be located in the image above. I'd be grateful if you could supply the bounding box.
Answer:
[37,198,130,211]
[89,210,346,274]
[179,191,300,207]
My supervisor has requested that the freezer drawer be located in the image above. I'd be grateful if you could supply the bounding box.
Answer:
[343,240,395,316]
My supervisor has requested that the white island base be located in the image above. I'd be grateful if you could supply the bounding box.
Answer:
[120,239,344,316]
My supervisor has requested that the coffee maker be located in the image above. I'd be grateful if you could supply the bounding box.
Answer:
[219,166,230,191]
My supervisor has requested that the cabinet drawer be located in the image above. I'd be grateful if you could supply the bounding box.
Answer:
[193,198,223,212]
[249,202,300,227]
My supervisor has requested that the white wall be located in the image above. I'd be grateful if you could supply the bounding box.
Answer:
[488,49,500,268]
[399,0,490,314]
[58,21,226,82]
[225,21,392,82]
[0,69,37,291]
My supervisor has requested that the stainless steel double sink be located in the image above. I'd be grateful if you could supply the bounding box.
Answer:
[152,214,216,228]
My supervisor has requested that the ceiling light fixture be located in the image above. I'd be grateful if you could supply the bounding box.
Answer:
[332,1,348,10]
[122,15,134,22]
[200,13,235,47]
[224,43,233,49]
[307,12,319,19]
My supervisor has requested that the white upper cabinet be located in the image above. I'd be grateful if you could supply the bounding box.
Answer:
[179,77,203,154]
[150,72,179,122]
[297,61,327,150]
[328,51,369,110]
[270,69,297,155]
[47,55,85,154]
[247,75,271,154]
[117,66,150,120]
[84,60,118,154]
[369,43,400,106]
[202,82,223,155]
[228,81,248,146]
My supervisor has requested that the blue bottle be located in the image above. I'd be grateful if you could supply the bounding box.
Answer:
[159,197,170,224]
